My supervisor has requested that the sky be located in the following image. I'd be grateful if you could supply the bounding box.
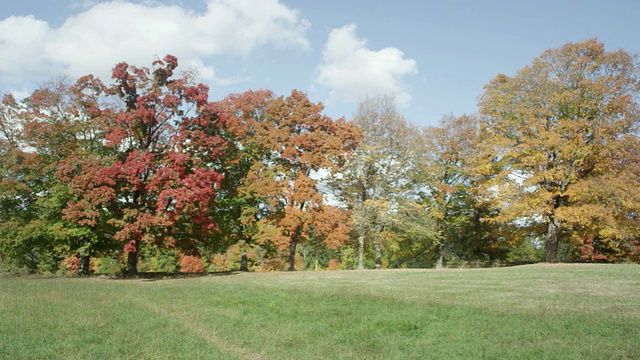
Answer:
[1,0,639,127]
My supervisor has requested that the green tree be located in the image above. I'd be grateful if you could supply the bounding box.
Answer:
[0,77,113,274]
[414,114,496,267]
[0,94,58,273]
[331,95,420,269]
[476,39,640,263]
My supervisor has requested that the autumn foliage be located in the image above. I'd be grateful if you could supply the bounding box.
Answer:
[231,90,359,270]
[476,38,640,263]
[2,40,640,275]
[179,255,205,273]
[0,55,359,274]
[57,56,226,274]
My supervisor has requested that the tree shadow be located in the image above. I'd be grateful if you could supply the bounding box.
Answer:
[122,271,242,281]
[1,271,245,281]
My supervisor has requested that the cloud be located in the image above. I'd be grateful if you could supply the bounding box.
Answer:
[314,24,418,107]
[0,0,310,84]
[0,16,58,81]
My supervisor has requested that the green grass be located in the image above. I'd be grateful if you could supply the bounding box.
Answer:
[1,264,639,359]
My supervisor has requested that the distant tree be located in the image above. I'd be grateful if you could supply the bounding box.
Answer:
[476,39,640,262]
[330,95,419,269]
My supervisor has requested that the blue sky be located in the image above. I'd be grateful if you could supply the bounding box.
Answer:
[1,0,639,127]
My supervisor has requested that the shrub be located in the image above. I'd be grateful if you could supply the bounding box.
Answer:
[209,253,226,272]
[179,255,204,273]
[326,258,341,270]
[338,247,358,269]
[36,251,60,274]
[260,257,287,271]
[152,251,179,272]
[209,243,261,272]
[505,239,543,265]
[60,256,80,275]
[90,257,102,274]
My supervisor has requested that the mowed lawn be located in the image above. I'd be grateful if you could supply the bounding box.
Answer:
[1,265,639,359]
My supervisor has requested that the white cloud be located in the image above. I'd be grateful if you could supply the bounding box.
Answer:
[0,16,59,81]
[314,24,418,107]
[0,0,310,84]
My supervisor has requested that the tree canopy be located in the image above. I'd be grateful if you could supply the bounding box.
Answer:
[476,38,640,262]
[2,39,640,275]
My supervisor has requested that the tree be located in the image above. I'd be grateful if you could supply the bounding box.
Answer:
[414,114,494,267]
[32,77,118,275]
[240,90,359,270]
[331,95,419,269]
[0,78,113,275]
[205,90,274,253]
[0,93,52,273]
[383,197,438,268]
[476,39,640,262]
[61,55,225,274]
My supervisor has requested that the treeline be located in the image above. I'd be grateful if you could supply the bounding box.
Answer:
[1,39,639,275]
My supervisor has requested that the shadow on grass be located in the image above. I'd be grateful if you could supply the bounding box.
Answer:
[131,271,241,281]
[0,271,243,281]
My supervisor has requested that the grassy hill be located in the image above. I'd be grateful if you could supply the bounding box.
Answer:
[1,264,639,359]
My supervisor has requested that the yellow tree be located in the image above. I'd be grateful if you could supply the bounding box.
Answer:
[476,39,640,262]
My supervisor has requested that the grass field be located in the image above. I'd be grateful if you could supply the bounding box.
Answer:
[1,264,639,359]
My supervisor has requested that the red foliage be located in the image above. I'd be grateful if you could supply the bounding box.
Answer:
[579,237,608,262]
[61,256,80,275]
[60,55,226,272]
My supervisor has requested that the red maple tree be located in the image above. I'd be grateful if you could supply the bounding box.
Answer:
[60,55,225,274]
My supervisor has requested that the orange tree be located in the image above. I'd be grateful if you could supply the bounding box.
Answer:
[238,90,359,270]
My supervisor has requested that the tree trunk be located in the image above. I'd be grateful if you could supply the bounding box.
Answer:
[435,219,444,269]
[373,225,384,269]
[546,217,560,263]
[288,226,304,271]
[240,252,248,271]
[288,240,297,271]
[77,243,91,276]
[127,243,138,275]
[78,254,91,276]
[357,233,365,270]
[374,239,382,269]
[435,243,443,269]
